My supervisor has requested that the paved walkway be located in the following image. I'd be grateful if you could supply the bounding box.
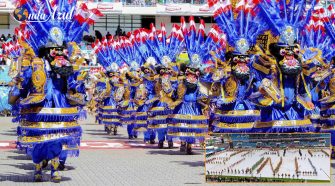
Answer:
[0,116,334,185]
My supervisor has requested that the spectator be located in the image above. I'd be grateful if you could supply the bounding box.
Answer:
[106,31,112,39]
[0,34,5,41]
[95,30,103,41]
[7,34,12,40]
[13,35,17,42]
[83,35,95,43]
[115,25,122,36]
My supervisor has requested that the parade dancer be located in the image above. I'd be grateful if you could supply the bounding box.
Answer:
[318,5,335,158]
[208,0,266,133]
[93,37,124,135]
[55,42,88,170]
[252,0,318,132]
[131,28,157,144]
[8,0,102,182]
[167,17,218,154]
[300,9,335,132]
[145,23,183,148]
[116,36,144,139]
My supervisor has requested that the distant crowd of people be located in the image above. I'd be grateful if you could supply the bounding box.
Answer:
[0,34,15,43]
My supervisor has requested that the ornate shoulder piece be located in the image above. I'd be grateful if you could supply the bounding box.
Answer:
[222,77,237,103]
[20,57,46,106]
[177,82,186,100]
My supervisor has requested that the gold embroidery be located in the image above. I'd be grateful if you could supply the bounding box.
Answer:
[62,144,79,151]
[308,114,320,119]
[177,82,186,99]
[148,124,168,129]
[102,118,120,122]
[260,78,282,104]
[20,121,79,128]
[150,107,166,111]
[133,127,147,132]
[148,115,169,120]
[101,106,118,110]
[168,123,208,128]
[21,107,78,114]
[18,133,75,143]
[215,122,255,129]
[224,77,237,101]
[254,119,312,128]
[136,112,147,116]
[169,114,208,120]
[215,110,260,116]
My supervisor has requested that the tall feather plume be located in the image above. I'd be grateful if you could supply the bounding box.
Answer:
[208,0,266,54]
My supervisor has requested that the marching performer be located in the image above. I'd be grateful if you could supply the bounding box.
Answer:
[252,0,318,132]
[116,36,143,139]
[93,37,125,135]
[131,28,158,144]
[167,17,222,154]
[9,0,102,182]
[208,0,266,133]
[146,23,183,148]
[300,9,334,131]
[318,5,335,158]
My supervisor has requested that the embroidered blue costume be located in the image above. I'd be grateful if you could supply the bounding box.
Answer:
[145,23,182,148]
[209,0,266,133]
[94,37,124,135]
[253,0,317,132]
[8,0,101,182]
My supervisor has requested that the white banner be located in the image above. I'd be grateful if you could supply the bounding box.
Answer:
[156,4,213,15]
[88,2,122,13]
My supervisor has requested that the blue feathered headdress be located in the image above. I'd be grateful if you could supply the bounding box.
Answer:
[116,36,143,71]
[181,16,226,70]
[301,7,335,65]
[92,37,122,73]
[258,0,317,46]
[323,4,335,46]
[2,41,22,59]
[131,28,157,68]
[208,0,266,55]
[145,23,184,68]
[14,0,103,54]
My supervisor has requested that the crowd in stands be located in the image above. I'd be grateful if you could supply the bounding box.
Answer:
[86,0,208,6]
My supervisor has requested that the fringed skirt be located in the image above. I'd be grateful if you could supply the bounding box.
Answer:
[100,98,122,127]
[16,107,82,163]
[133,103,152,133]
[120,101,137,126]
[147,101,172,132]
[212,100,260,133]
[255,106,315,133]
[167,101,208,144]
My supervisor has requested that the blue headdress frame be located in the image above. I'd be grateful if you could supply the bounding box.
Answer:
[94,38,123,73]
[258,0,317,46]
[211,0,267,55]
[15,0,95,55]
